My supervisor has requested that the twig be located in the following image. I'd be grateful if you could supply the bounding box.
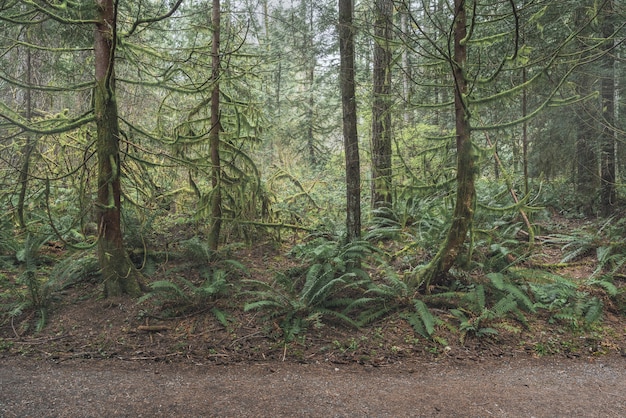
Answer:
[11,316,19,339]
[229,331,264,347]
[10,334,70,345]
[124,352,183,361]
[137,325,172,332]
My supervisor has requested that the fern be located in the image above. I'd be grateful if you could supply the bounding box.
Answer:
[0,233,64,332]
[180,236,216,264]
[243,236,373,342]
[529,274,608,328]
[450,307,499,342]
[365,206,402,241]
[401,299,437,338]
[433,273,538,341]
[486,273,535,313]
[583,298,604,324]
[49,251,100,289]
[491,294,520,318]
[585,277,618,297]
[140,268,232,318]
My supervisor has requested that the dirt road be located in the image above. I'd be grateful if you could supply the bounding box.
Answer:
[1,356,624,417]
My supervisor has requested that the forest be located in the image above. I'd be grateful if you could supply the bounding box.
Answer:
[0,0,625,363]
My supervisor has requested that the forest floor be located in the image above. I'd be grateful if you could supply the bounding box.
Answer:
[1,215,626,416]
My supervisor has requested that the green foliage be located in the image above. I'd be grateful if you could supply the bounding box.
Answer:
[354,270,439,339]
[1,233,57,332]
[366,195,450,274]
[139,237,246,320]
[0,214,17,267]
[357,270,411,325]
[139,268,233,322]
[244,236,373,342]
[400,300,437,340]
[180,236,218,265]
[48,251,100,289]
[486,273,535,313]
[445,283,504,343]
[397,195,450,253]
[122,205,159,251]
[427,273,535,342]
[366,206,403,241]
[545,217,626,277]
[529,274,610,328]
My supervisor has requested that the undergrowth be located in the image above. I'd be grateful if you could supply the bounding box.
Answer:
[139,236,247,325]
[1,198,623,359]
[243,234,374,342]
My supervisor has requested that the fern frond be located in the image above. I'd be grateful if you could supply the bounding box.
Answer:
[305,277,346,306]
[491,294,519,318]
[312,308,359,328]
[413,299,436,337]
[146,280,189,299]
[357,305,394,326]
[244,299,286,312]
[583,299,603,324]
[585,278,618,297]
[211,308,231,328]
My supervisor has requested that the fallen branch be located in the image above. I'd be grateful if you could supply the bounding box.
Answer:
[137,325,172,332]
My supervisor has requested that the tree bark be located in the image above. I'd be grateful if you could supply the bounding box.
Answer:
[371,0,393,210]
[304,1,317,165]
[599,0,616,217]
[420,0,475,289]
[339,0,361,241]
[94,0,141,298]
[208,0,222,251]
[17,42,34,229]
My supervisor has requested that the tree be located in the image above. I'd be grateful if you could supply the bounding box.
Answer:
[208,0,222,251]
[573,4,600,215]
[599,0,616,216]
[420,0,474,288]
[94,0,142,297]
[339,0,361,241]
[0,0,188,298]
[398,0,611,285]
[371,0,393,210]
[16,31,35,230]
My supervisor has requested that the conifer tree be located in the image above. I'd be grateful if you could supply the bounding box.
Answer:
[371,0,393,209]
[339,0,361,241]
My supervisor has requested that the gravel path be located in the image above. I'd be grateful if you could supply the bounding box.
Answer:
[1,356,625,417]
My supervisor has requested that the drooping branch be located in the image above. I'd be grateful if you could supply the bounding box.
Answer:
[0,103,94,134]
[124,0,184,37]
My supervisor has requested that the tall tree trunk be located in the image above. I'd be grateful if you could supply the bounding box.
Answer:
[208,0,222,251]
[17,43,34,229]
[400,4,411,126]
[420,0,475,289]
[573,5,598,215]
[94,0,141,297]
[599,0,616,217]
[339,0,361,241]
[305,1,317,165]
[371,0,393,210]
[522,67,529,196]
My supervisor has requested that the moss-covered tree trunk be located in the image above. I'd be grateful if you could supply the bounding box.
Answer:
[599,0,616,217]
[420,0,475,289]
[371,0,393,210]
[17,43,34,229]
[339,0,361,241]
[208,0,222,252]
[94,0,141,298]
